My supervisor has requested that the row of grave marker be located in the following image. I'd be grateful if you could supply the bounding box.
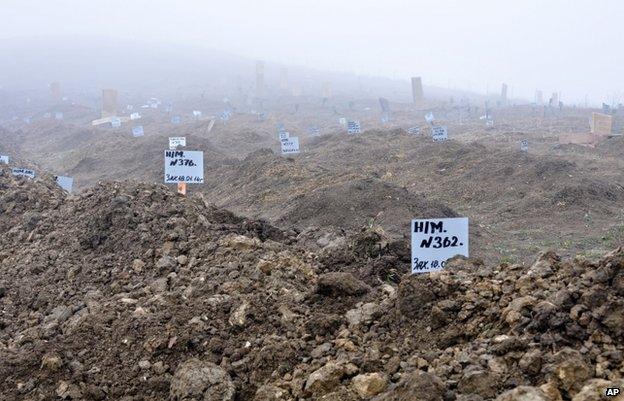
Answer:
[159,143,471,273]
[0,156,74,192]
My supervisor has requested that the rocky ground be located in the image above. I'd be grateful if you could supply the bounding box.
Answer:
[1,166,623,400]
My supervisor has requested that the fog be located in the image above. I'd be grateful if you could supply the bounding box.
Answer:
[2,0,624,104]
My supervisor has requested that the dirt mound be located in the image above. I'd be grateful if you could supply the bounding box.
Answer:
[553,179,624,211]
[0,121,232,191]
[1,177,623,400]
[0,165,65,231]
[276,178,457,237]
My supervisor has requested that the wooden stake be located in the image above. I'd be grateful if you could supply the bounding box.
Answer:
[177,182,187,195]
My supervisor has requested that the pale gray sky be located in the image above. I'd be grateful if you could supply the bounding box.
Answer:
[2,0,623,103]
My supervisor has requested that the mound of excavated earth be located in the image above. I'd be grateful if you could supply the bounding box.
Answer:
[1,175,623,400]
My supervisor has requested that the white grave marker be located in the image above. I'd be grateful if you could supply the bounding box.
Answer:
[164,150,204,183]
[407,127,421,135]
[411,217,469,273]
[431,126,448,142]
[130,112,141,120]
[207,119,215,133]
[193,110,202,117]
[111,117,121,128]
[55,176,73,192]
[339,117,347,125]
[281,137,300,154]
[279,131,290,141]
[520,140,528,152]
[347,121,361,134]
[425,112,435,124]
[0,155,9,164]
[169,137,186,149]
[132,126,144,137]
[11,168,35,179]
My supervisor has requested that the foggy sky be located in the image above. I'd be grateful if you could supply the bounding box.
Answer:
[2,0,623,103]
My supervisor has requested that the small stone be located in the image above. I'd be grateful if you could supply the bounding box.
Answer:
[153,361,167,374]
[41,354,63,372]
[151,278,168,293]
[552,348,592,395]
[132,259,145,273]
[170,359,235,401]
[351,372,388,398]
[229,301,249,327]
[519,349,542,376]
[156,256,176,271]
[317,272,371,296]
[311,343,332,359]
[138,360,151,370]
[305,362,348,396]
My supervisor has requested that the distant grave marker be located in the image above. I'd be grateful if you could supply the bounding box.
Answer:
[520,140,528,152]
[130,112,141,120]
[132,126,144,137]
[169,137,186,149]
[102,89,118,118]
[111,117,122,128]
[411,77,423,102]
[431,126,448,142]
[55,176,73,192]
[379,97,390,113]
[347,121,361,134]
[164,150,204,183]
[308,126,320,135]
[339,117,347,126]
[148,98,159,109]
[281,137,300,154]
[171,115,182,124]
[11,168,35,179]
[0,155,9,164]
[407,127,420,135]
[279,131,290,141]
[207,119,216,133]
[591,112,612,137]
[193,110,202,118]
[425,112,435,125]
[411,217,469,273]
[219,110,232,121]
